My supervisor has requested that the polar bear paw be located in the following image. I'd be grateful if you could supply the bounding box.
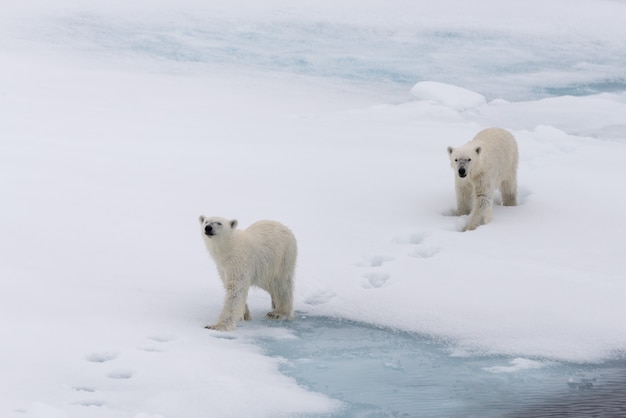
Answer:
[205,322,235,331]
[266,311,290,320]
[462,223,478,232]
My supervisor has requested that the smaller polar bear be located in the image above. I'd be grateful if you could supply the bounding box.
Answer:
[447,128,518,231]
[199,216,297,331]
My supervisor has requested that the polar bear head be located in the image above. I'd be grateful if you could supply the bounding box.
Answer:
[447,145,481,178]
[199,216,238,238]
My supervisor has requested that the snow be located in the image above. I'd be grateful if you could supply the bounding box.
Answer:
[411,81,487,111]
[1,0,626,416]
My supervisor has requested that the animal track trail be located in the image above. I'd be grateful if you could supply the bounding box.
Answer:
[85,351,134,381]
[70,352,118,411]
[106,370,134,380]
[357,254,394,268]
[393,232,427,246]
[148,335,176,344]
[357,232,441,289]
[303,289,336,306]
[85,351,118,363]
[394,232,441,259]
[73,399,106,408]
[140,335,177,352]
[71,385,106,409]
[73,335,173,411]
[362,273,391,289]
[409,247,440,259]
[358,253,394,289]
[73,386,96,393]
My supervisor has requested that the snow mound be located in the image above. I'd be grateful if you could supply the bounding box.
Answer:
[411,81,487,111]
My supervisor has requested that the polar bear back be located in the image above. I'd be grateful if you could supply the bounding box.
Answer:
[208,220,297,290]
[466,128,518,179]
[239,221,297,288]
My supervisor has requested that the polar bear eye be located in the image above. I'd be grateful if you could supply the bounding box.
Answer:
[467,158,471,162]
[454,158,458,162]
[216,222,222,226]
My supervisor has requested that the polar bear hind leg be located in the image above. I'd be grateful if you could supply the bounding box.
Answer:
[500,175,518,207]
[266,274,294,320]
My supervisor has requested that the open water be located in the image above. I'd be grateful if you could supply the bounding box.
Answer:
[259,316,626,417]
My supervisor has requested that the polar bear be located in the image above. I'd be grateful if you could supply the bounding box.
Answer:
[199,216,297,331]
[447,128,518,231]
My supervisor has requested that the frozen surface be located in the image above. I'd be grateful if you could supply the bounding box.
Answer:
[411,81,486,111]
[3,0,626,101]
[1,0,626,416]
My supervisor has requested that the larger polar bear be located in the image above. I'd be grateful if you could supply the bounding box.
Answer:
[447,128,518,231]
[199,216,297,331]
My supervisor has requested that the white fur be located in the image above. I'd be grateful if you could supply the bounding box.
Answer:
[199,216,297,331]
[447,128,518,231]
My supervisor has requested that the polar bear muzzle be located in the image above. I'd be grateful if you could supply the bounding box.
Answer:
[456,161,470,178]
[204,225,216,236]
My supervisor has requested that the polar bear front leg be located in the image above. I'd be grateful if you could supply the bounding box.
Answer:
[464,180,494,231]
[464,197,491,231]
[206,277,250,331]
[455,177,474,216]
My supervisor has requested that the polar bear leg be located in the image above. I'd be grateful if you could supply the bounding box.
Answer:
[243,303,251,321]
[266,275,294,320]
[206,279,250,331]
[464,179,494,231]
[464,196,492,231]
[500,176,518,207]
[455,177,474,216]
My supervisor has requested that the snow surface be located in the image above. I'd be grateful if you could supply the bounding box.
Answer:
[1,0,626,416]
[410,81,486,111]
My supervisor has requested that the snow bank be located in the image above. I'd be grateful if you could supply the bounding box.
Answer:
[411,81,487,111]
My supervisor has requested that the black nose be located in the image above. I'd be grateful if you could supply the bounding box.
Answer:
[204,225,213,234]
[458,168,466,177]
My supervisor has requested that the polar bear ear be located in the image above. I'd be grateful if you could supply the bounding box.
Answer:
[199,215,206,224]
[475,146,481,155]
[230,219,238,229]
[447,146,454,155]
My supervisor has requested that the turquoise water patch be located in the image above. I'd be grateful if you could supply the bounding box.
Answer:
[257,316,626,417]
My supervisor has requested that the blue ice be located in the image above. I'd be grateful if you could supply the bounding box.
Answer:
[50,15,626,101]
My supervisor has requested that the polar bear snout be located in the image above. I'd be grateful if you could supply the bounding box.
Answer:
[204,225,215,236]
[458,167,467,178]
